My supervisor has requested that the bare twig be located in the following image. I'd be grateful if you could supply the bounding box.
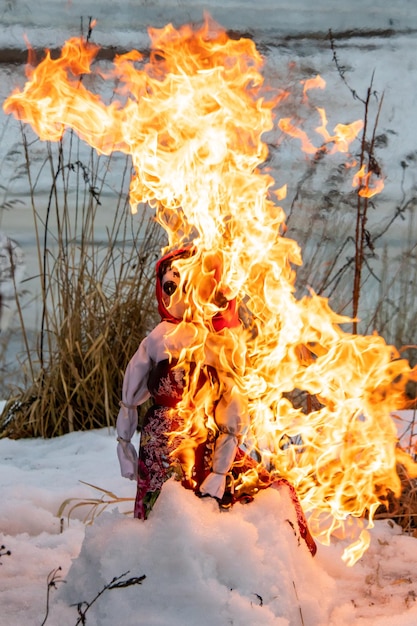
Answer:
[328,30,365,104]
[292,579,305,626]
[41,567,65,626]
[73,571,146,626]
[0,544,11,565]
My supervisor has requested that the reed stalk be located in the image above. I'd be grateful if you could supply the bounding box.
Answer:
[0,126,165,437]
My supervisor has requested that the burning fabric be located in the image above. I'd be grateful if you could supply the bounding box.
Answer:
[116,246,317,556]
[4,15,417,565]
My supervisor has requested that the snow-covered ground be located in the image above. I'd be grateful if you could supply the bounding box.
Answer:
[2,0,416,49]
[1,403,417,625]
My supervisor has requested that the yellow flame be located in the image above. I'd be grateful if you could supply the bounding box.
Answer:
[353,163,385,198]
[4,16,416,564]
[302,74,326,102]
[279,106,364,156]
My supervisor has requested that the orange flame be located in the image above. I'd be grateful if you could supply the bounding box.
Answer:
[315,107,364,154]
[4,16,415,564]
[278,106,364,156]
[302,74,326,102]
[278,117,319,155]
[353,163,385,198]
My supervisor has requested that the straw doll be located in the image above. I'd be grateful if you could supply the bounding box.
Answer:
[116,247,316,556]
[116,247,248,517]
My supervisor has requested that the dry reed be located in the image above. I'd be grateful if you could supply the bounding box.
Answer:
[0,127,166,437]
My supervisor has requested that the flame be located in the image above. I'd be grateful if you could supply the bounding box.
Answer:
[4,16,416,564]
[353,163,385,198]
[302,74,326,101]
[278,83,384,198]
[315,107,365,154]
[278,106,364,156]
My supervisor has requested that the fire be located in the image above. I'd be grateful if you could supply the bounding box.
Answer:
[353,163,385,198]
[278,107,365,159]
[4,16,416,564]
[302,74,326,101]
[278,76,384,197]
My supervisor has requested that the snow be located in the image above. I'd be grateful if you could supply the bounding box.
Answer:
[1,403,417,625]
[1,0,415,50]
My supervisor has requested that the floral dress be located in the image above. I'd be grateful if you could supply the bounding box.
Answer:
[134,358,213,519]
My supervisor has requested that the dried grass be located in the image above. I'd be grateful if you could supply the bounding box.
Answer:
[375,467,417,538]
[375,409,417,536]
[57,481,134,525]
[0,128,165,437]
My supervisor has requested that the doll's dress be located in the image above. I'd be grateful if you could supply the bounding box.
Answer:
[134,357,187,519]
[133,358,317,557]
[134,357,215,518]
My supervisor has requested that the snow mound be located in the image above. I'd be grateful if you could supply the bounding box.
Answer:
[57,479,326,626]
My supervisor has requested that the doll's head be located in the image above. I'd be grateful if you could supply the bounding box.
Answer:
[156,248,192,323]
[160,264,186,319]
[155,247,240,329]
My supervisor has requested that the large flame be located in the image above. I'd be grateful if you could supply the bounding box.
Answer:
[4,16,416,564]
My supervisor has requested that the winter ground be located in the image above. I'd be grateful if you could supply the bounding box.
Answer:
[0,400,417,626]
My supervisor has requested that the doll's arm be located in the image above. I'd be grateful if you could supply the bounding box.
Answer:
[116,338,151,480]
[198,375,249,499]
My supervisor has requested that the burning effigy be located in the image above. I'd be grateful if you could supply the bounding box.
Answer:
[115,245,317,556]
[4,15,417,565]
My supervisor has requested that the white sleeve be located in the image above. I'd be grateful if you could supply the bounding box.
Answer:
[199,376,249,499]
[116,338,152,480]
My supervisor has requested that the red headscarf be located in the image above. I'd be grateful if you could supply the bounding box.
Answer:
[155,248,240,330]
